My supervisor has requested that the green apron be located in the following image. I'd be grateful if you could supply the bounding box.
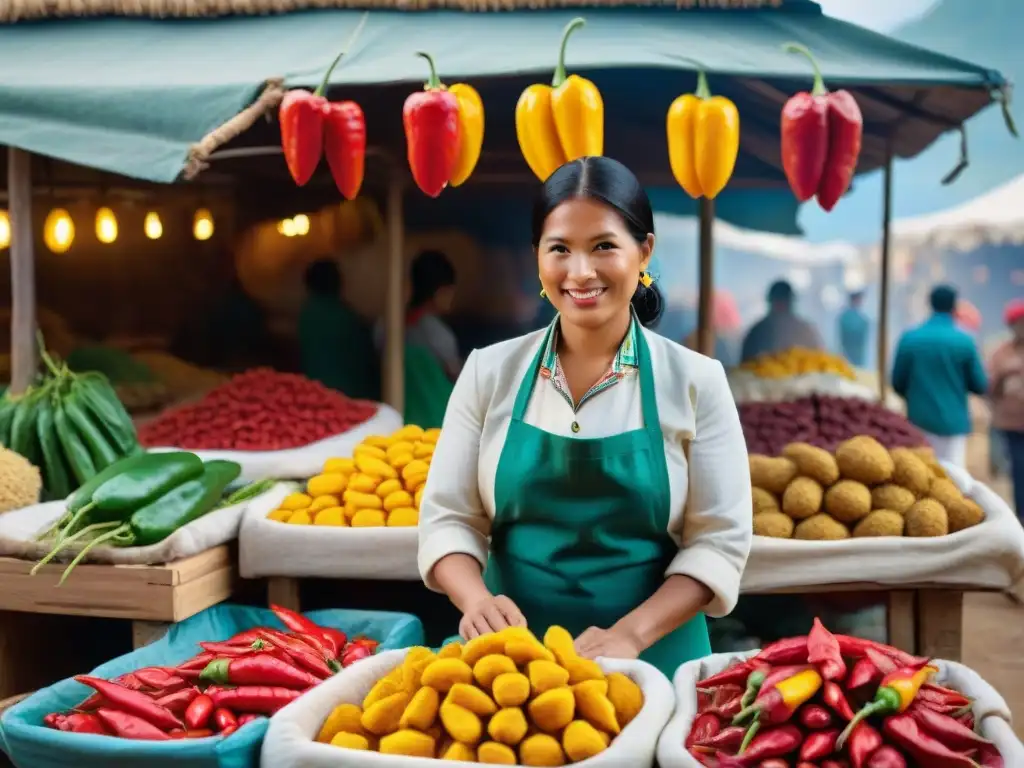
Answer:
[481,323,711,677]
[404,343,455,430]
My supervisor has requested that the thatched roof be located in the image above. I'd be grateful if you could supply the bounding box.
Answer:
[0,0,781,22]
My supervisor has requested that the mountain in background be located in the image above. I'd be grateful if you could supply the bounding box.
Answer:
[798,0,1024,243]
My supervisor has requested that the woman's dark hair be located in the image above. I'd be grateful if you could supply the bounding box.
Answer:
[410,249,456,309]
[531,156,663,328]
[304,259,342,297]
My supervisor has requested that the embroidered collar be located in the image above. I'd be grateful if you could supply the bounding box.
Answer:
[538,313,639,411]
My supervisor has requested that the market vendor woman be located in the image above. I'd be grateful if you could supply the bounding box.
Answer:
[418,157,752,675]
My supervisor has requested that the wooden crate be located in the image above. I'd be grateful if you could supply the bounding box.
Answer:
[0,546,234,623]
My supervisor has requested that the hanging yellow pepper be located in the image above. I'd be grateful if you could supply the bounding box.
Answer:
[449,83,484,187]
[667,67,740,200]
[516,17,603,182]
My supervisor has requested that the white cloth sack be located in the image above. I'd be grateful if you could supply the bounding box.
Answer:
[262,647,675,768]
[728,371,879,405]
[239,484,419,580]
[742,464,1024,592]
[150,404,403,482]
[657,650,1023,768]
[0,485,279,565]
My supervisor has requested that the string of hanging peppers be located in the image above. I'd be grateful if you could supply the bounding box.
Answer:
[780,42,864,212]
[274,17,874,211]
[279,13,368,200]
[402,52,485,197]
[666,64,741,200]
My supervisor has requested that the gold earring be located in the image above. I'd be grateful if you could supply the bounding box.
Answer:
[539,288,547,298]
[640,271,654,288]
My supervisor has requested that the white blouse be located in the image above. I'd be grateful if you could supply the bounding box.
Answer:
[417,326,753,617]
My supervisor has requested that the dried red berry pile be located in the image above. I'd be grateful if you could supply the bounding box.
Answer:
[138,368,378,451]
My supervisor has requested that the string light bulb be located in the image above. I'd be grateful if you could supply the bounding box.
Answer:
[193,208,214,241]
[0,211,9,249]
[95,207,118,244]
[144,211,163,240]
[44,209,75,254]
[293,214,310,236]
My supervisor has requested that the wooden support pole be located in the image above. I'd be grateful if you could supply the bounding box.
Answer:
[696,197,716,357]
[8,148,36,395]
[383,180,405,413]
[877,143,895,403]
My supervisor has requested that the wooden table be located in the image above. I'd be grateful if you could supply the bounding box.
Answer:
[746,582,983,661]
[0,546,235,698]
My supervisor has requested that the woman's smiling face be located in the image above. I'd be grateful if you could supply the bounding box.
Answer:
[537,196,653,330]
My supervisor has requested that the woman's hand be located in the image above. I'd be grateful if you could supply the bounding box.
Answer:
[460,594,527,639]
[574,626,642,661]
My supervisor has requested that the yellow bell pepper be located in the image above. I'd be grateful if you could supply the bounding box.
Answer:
[516,17,603,182]
[449,83,484,187]
[667,69,740,200]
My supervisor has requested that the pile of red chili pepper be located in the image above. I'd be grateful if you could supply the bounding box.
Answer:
[685,618,1002,768]
[138,369,378,451]
[42,605,379,741]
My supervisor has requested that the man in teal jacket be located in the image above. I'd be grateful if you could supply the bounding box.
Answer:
[891,285,987,468]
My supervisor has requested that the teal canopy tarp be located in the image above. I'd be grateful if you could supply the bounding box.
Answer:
[0,5,1006,187]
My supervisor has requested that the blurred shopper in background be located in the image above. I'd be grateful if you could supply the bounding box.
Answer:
[891,285,987,468]
[838,290,870,368]
[299,259,379,399]
[741,280,824,363]
[988,299,1024,516]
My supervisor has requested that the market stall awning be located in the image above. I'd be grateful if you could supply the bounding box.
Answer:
[890,172,1024,251]
[0,3,1007,188]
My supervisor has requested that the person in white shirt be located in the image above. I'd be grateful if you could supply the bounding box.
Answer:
[418,156,752,675]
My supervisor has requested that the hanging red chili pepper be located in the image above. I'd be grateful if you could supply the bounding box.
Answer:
[403,51,461,198]
[324,101,366,201]
[780,42,863,211]
[278,15,368,188]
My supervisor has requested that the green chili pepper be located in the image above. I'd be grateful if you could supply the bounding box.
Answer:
[221,478,275,507]
[71,376,138,456]
[53,401,96,485]
[36,395,73,501]
[55,459,242,584]
[63,394,119,471]
[0,397,18,447]
[56,451,204,540]
[9,389,45,466]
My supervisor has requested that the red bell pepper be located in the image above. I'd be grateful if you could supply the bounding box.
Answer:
[403,51,461,198]
[278,16,368,188]
[780,43,863,211]
[324,101,366,201]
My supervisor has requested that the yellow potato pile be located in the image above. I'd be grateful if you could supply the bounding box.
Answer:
[739,347,855,379]
[266,425,439,528]
[751,437,985,541]
[317,625,644,764]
